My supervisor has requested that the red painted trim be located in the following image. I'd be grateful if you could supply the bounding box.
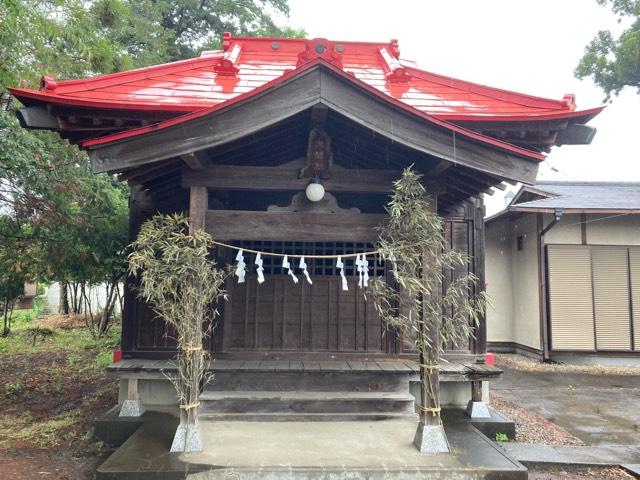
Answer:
[83,59,545,161]
[7,87,198,112]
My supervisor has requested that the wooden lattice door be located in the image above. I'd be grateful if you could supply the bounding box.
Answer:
[222,241,389,353]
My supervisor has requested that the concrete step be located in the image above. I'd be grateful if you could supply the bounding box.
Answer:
[200,390,416,415]
[207,370,414,393]
[200,412,419,422]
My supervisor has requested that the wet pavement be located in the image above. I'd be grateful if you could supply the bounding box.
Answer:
[492,366,640,447]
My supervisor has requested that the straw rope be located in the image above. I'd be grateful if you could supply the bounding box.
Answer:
[420,406,441,414]
[420,364,440,371]
[212,239,381,259]
[179,402,200,411]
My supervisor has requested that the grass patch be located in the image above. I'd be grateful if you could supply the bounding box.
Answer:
[0,323,120,357]
[0,315,121,452]
[0,410,82,449]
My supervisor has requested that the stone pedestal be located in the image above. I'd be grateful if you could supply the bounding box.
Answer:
[413,422,449,453]
[119,378,145,417]
[170,421,203,453]
[466,400,491,418]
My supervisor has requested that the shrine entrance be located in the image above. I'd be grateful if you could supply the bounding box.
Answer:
[221,241,389,354]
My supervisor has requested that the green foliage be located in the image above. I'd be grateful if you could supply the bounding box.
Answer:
[104,0,304,66]
[371,168,487,356]
[4,380,24,397]
[576,0,640,98]
[0,320,120,355]
[128,214,228,443]
[495,432,509,442]
[370,168,487,431]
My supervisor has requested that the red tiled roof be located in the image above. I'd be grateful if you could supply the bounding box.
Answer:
[9,35,603,123]
[81,57,548,162]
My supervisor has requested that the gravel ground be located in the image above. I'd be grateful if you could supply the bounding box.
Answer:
[496,353,640,376]
[490,393,584,445]
[527,464,634,479]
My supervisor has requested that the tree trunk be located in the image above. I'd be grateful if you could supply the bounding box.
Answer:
[59,282,70,315]
[2,298,9,335]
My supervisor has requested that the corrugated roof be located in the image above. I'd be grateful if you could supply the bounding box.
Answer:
[9,35,602,123]
[513,181,640,211]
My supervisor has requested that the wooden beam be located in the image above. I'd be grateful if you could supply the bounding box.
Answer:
[182,162,403,193]
[205,209,386,242]
[181,153,206,170]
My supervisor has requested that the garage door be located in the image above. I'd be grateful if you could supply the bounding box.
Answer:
[547,245,636,352]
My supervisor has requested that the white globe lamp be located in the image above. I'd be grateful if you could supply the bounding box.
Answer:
[305,178,325,202]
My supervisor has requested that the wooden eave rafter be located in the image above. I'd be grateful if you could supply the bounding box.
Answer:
[88,66,540,186]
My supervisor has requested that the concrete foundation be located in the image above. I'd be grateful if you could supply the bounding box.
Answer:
[96,408,527,479]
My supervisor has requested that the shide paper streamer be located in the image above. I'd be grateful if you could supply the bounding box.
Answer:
[234,249,246,284]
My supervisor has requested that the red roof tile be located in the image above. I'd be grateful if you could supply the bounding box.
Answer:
[9,35,602,123]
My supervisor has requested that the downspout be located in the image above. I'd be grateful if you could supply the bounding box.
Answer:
[539,208,563,361]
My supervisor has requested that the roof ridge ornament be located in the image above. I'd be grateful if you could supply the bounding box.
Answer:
[378,47,410,83]
[215,42,241,76]
[40,76,57,91]
[563,94,576,110]
[297,38,344,68]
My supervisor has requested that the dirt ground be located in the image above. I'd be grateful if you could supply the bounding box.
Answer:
[0,316,118,480]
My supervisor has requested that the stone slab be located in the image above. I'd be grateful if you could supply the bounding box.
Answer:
[621,464,640,478]
[500,443,640,466]
[469,409,516,440]
[94,405,144,447]
[96,408,526,479]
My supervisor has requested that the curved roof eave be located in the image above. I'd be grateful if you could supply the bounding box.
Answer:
[82,58,546,163]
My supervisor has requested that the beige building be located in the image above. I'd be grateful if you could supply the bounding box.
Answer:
[486,182,640,362]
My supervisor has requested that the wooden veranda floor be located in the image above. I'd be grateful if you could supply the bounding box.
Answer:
[107,358,502,382]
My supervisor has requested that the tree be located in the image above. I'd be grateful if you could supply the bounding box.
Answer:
[0,216,29,336]
[370,168,487,453]
[575,0,640,99]
[128,214,227,452]
[2,0,302,331]
[93,0,305,67]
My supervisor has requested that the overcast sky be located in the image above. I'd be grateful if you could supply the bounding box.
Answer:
[282,0,639,214]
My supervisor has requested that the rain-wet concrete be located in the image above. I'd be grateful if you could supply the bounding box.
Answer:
[96,409,527,479]
[492,366,640,447]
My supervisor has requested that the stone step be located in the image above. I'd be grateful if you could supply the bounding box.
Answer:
[200,390,416,415]
[199,412,419,422]
[207,370,414,393]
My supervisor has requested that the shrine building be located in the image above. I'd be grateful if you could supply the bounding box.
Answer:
[9,34,602,476]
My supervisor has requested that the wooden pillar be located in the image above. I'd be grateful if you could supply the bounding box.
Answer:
[121,184,152,356]
[189,186,207,233]
[468,196,490,417]
[473,196,487,357]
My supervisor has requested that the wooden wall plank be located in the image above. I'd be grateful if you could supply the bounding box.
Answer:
[183,163,402,193]
[205,210,386,242]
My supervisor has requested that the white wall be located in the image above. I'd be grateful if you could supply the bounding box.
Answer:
[485,217,513,342]
[486,214,541,351]
[487,212,640,353]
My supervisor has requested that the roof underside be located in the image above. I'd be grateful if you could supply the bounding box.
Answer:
[120,108,511,213]
[9,35,603,151]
